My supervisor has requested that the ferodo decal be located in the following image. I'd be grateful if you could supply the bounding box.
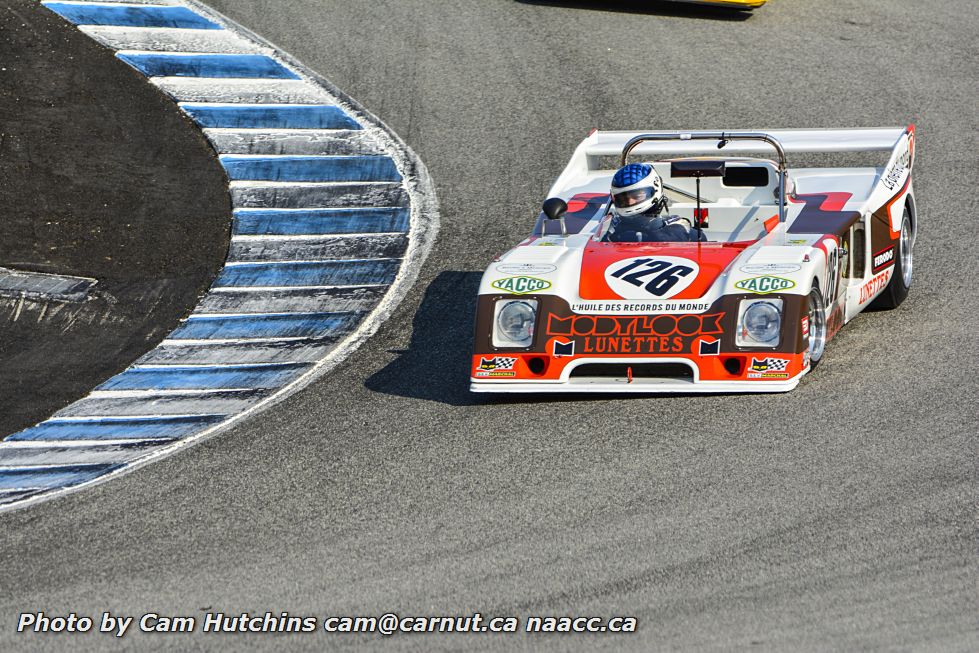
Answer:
[747,357,790,379]
[495,263,557,275]
[491,276,551,295]
[475,356,517,377]
[859,270,891,304]
[546,312,723,355]
[604,256,699,300]
[872,246,895,273]
[734,276,796,294]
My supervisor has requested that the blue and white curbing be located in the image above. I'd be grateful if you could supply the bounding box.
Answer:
[0,0,438,511]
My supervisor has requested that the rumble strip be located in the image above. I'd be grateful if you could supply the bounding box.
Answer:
[0,0,438,511]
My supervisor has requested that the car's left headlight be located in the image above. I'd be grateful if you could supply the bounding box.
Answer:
[493,299,538,348]
[737,298,783,347]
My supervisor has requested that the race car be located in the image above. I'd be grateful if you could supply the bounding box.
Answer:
[471,127,916,393]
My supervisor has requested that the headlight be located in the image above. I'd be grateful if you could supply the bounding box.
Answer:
[737,299,782,347]
[493,299,538,348]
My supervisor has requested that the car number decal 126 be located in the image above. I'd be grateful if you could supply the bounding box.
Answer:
[604,256,699,300]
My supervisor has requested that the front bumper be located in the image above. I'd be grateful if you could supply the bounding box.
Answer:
[471,357,806,394]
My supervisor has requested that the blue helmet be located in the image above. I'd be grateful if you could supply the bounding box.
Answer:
[610,163,664,217]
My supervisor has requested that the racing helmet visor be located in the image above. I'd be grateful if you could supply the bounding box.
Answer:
[612,186,654,209]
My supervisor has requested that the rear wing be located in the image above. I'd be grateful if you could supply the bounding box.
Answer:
[549,126,915,224]
[553,126,914,186]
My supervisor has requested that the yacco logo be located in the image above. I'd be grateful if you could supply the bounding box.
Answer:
[872,246,895,272]
[491,276,551,295]
[734,276,795,294]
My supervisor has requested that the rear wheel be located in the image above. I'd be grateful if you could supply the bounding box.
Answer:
[807,285,827,369]
[871,206,913,309]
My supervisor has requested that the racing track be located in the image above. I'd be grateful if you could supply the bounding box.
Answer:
[2,1,976,651]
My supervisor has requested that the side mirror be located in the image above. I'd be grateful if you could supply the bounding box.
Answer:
[542,197,568,221]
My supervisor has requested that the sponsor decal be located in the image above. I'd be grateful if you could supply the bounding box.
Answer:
[734,276,796,294]
[881,146,911,191]
[552,340,575,357]
[604,256,700,300]
[694,207,709,228]
[491,276,551,295]
[570,300,712,314]
[698,338,720,356]
[787,239,810,245]
[872,246,895,273]
[859,270,890,303]
[747,356,790,379]
[802,350,811,369]
[801,315,810,337]
[740,263,802,275]
[475,356,517,377]
[545,312,723,355]
[495,263,557,275]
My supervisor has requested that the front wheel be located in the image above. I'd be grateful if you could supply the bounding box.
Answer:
[871,206,914,309]
[807,284,827,369]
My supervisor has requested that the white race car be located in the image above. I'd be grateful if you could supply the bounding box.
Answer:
[471,127,916,393]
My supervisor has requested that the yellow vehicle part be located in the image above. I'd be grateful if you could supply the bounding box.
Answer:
[677,0,768,9]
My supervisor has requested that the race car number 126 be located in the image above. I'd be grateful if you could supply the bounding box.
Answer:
[604,256,700,299]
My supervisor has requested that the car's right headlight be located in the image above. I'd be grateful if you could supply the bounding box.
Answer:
[493,299,538,348]
[737,299,783,347]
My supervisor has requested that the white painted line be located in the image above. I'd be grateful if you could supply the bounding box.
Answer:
[180,101,332,110]
[205,284,390,292]
[157,337,325,345]
[230,233,403,241]
[228,181,403,188]
[0,438,173,448]
[221,256,400,266]
[81,25,267,54]
[87,389,260,398]
[114,48,267,57]
[128,362,303,369]
[181,310,358,318]
[44,414,223,422]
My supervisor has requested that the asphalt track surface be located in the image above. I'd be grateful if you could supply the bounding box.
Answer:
[2,1,977,651]
[0,0,229,436]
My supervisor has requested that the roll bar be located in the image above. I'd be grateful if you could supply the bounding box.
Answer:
[619,131,789,224]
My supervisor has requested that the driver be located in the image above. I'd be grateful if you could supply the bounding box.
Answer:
[603,163,706,243]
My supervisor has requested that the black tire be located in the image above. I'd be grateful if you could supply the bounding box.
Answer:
[871,206,914,310]
[807,283,827,370]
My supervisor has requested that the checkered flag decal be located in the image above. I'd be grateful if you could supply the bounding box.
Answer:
[765,358,788,371]
[494,357,517,370]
